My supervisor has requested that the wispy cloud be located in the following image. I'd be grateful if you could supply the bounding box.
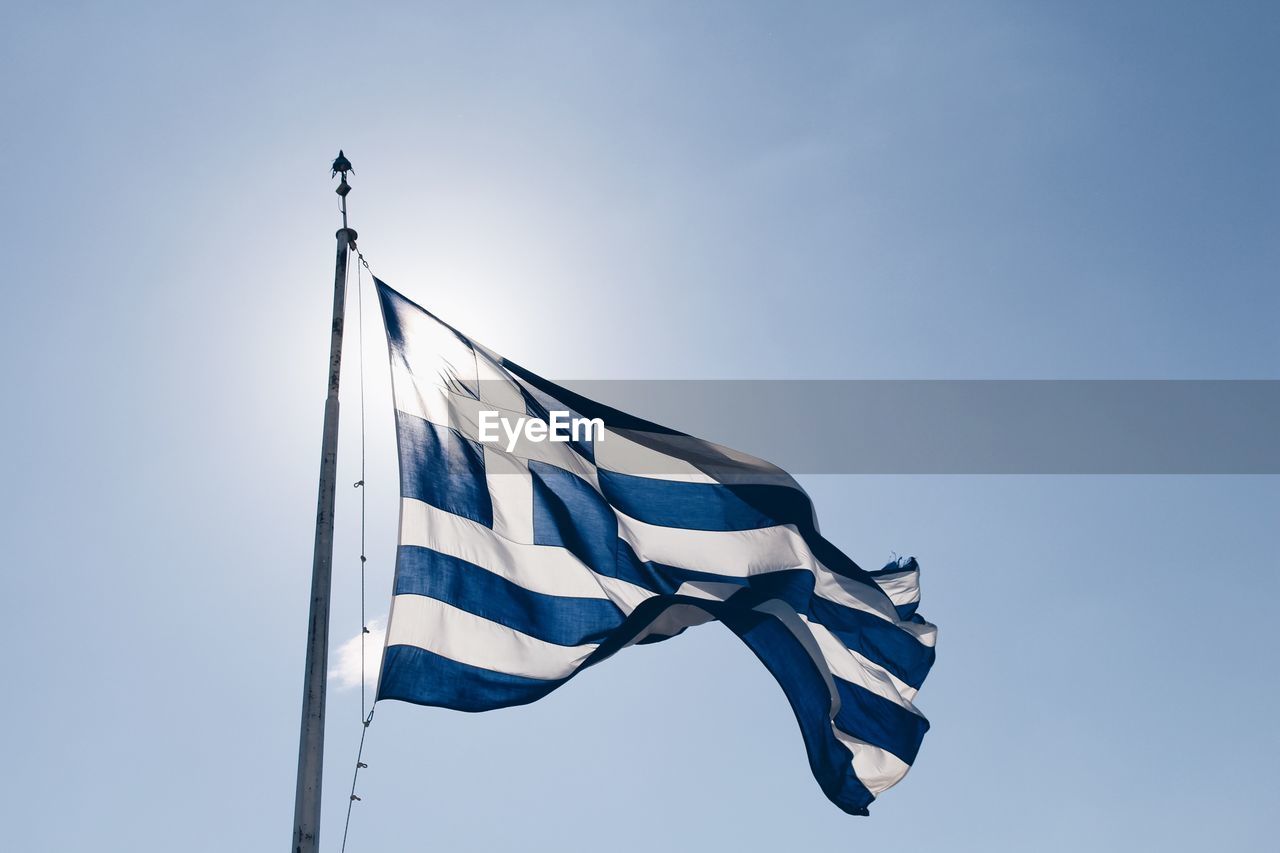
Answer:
[329,618,386,690]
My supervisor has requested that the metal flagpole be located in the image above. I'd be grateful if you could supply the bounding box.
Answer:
[293,150,357,853]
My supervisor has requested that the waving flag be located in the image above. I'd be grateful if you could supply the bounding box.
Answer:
[373,279,936,815]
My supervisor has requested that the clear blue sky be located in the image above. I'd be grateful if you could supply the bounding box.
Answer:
[3,2,1277,851]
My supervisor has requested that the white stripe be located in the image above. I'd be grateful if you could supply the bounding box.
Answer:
[474,347,527,412]
[386,594,597,680]
[595,426,815,494]
[399,498,655,614]
[871,568,921,606]
[745,600,920,796]
[390,304,479,398]
[902,619,937,647]
[615,513,814,580]
[818,570,937,648]
[625,603,714,646]
[674,580,747,602]
[594,575,657,614]
[613,511,932,644]
[591,428,722,483]
[832,728,913,796]
[390,361,452,425]
[802,616,921,709]
[400,498,607,600]
[484,449,534,544]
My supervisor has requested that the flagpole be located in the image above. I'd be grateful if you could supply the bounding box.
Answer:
[293,151,357,853]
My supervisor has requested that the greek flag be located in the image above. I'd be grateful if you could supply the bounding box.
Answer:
[373,280,936,815]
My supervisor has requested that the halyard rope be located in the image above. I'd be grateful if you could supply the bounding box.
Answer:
[340,246,377,853]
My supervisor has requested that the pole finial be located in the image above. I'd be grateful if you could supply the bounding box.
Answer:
[333,150,353,201]
[332,151,355,238]
[331,150,353,178]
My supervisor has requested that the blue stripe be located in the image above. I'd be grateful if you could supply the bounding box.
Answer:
[377,644,565,711]
[869,558,921,620]
[375,279,420,355]
[598,468,816,532]
[809,597,935,691]
[396,410,493,528]
[867,557,919,578]
[530,461,618,576]
[738,570,934,691]
[895,602,920,621]
[719,606,875,815]
[613,542,936,691]
[394,545,625,647]
[833,676,930,766]
[733,570,935,691]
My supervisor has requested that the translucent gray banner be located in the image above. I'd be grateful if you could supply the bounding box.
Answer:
[537,380,1278,474]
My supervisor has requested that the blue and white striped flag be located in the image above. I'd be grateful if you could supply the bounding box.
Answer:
[373,280,936,814]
